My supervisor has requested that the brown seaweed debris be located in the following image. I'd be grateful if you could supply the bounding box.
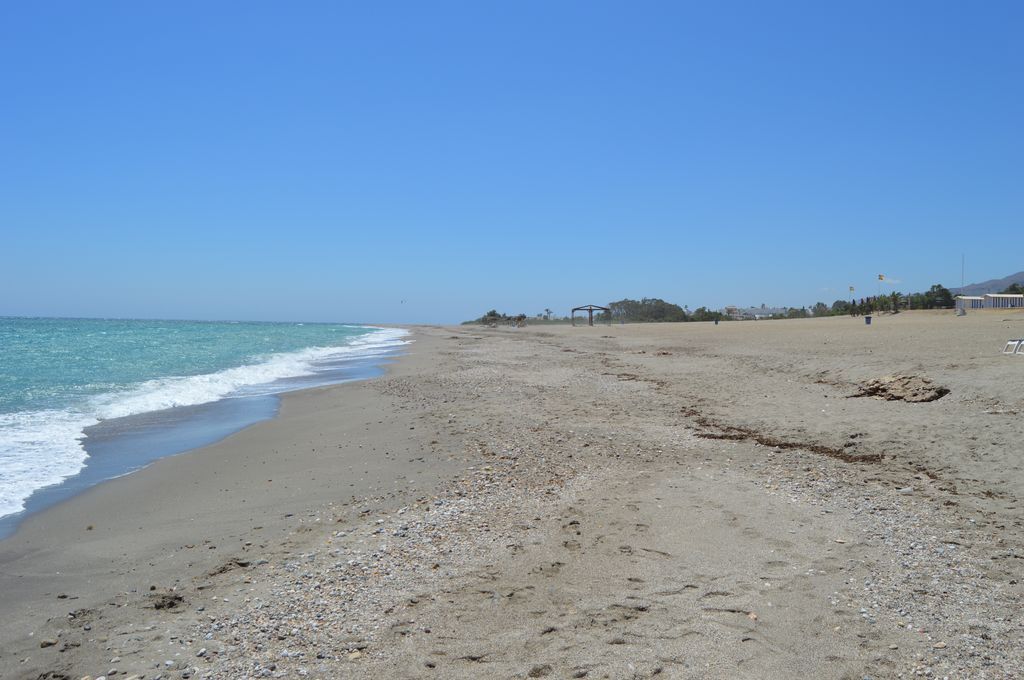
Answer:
[680,407,882,463]
[148,592,185,610]
[849,375,949,403]
[208,557,251,576]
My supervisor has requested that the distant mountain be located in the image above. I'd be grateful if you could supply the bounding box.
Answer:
[953,271,1024,296]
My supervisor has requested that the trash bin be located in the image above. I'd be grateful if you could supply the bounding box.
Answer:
[714,319,719,325]
[865,315,872,325]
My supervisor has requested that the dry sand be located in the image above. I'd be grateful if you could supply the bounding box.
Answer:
[2,311,1023,679]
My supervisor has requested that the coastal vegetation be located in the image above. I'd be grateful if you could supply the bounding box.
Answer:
[464,310,530,326]
[465,298,726,325]
[814,283,955,317]
[465,283,964,326]
[605,298,687,323]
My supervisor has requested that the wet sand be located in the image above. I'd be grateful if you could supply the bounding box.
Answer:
[2,312,1023,679]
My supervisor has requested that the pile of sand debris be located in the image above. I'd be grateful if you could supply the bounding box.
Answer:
[850,375,950,403]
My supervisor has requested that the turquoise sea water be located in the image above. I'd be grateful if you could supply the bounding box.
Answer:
[0,318,408,521]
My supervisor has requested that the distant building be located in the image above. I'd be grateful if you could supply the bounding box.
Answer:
[956,294,1024,310]
[955,295,985,310]
[722,305,790,320]
[983,293,1024,309]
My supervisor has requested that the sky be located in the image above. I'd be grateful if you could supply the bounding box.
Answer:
[1,2,1022,323]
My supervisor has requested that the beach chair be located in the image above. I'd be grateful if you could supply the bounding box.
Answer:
[1003,339,1023,355]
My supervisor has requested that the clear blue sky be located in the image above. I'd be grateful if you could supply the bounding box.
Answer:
[2,2,1021,323]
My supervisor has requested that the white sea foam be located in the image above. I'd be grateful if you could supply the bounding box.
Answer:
[91,327,409,419]
[0,327,409,520]
[0,409,97,518]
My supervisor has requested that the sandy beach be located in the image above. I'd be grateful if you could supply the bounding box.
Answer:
[3,312,1024,679]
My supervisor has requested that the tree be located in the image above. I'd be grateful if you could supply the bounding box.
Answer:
[466,309,518,325]
[811,302,830,317]
[924,284,954,309]
[607,298,688,323]
[830,299,851,315]
[1003,283,1024,294]
[890,291,902,313]
[690,306,723,322]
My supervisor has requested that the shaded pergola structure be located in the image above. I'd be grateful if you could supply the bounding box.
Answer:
[571,304,611,327]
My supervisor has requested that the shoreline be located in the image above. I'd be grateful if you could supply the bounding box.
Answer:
[3,315,1023,678]
[0,328,408,541]
[0,327,456,678]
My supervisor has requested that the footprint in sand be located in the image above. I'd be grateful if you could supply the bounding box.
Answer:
[530,562,565,577]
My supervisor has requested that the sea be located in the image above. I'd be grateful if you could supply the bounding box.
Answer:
[0,318,409,537]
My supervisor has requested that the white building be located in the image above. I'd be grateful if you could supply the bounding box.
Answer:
[955,295,985,310]
[722,305,790,320]
[984,293,1024,309]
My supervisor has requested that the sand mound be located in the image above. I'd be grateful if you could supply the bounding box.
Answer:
[850,375,949,403]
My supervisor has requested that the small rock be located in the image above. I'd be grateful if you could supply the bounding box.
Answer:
[933,641,946,649]
[197,648,207,657]
[347,651,363,660]
[528,665,553,678]
[40,638,59,648]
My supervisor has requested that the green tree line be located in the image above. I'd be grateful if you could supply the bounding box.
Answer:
[813,284,955,317]
[465,298,727,325]
[465,280,1002,325]
[599,298,728,323]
